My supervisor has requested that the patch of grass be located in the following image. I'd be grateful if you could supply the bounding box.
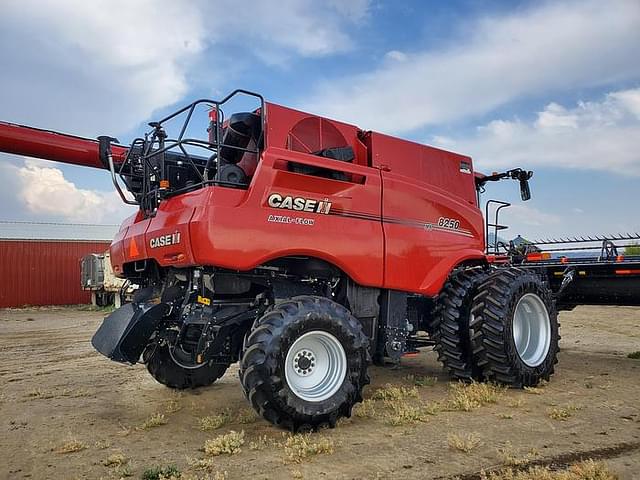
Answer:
[235,408,258,424]
[198,411,232,431]
[248,434,272,451]
[116,465,134,478]
[496,443,540,466]
[480,459,616,480]
[283,433,335,464]
[447,382,505,411]
[405,374,438,387]
[628,351,640,359]
[354,399,377,418]
[448,432,482,453]
[188,456,217,471]
[204,430,245,456]
[371,384,418,401]
[165,399,182,414]
[55,438,87,454]
[102,452,128,467]
[549,407,572,421]
[141,464,180,480]
[498,413,514,419]
[139,413,167,430]
[523,386,544,395]
[384,402,435,426]
[94,439,111,449]
[506,398,526,408]
[548,403,582,421]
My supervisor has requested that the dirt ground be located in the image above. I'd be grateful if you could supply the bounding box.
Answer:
[1,305,639,480]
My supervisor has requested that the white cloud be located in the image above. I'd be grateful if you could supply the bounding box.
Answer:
[16,159,133,223]
[0,0,370,136]
[303,0,640,133]
[1,0,207,136]
[433,87,640,174]
[203,0,370,64]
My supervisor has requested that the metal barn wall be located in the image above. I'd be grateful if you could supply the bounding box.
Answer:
[0,240,111,308]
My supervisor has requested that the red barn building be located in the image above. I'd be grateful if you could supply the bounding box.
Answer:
[0,222,116,308]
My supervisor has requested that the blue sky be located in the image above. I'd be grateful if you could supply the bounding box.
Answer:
[0,0,639,240]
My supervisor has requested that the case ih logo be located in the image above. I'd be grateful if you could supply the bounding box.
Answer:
[149,232,181,249]
[267,193,332,214]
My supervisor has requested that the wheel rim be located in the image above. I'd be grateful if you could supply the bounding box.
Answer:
[284,330,347,402]
[512,293,551,367]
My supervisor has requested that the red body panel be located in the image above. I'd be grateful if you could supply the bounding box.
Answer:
[106,102,485,296]
[367,132,485,295]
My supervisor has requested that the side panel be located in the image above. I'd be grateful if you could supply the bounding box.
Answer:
[370,133,485,296]
[190,147,385,287]
[110,192,207,273]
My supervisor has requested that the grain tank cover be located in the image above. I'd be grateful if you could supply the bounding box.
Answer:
[366,131,477,206]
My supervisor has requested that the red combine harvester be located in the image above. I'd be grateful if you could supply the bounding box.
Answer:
[1,90,638,430]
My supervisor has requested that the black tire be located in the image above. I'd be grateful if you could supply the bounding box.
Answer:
[144,343,229,389]
[430,268,489,381]
[470,267,559,387]
[239,295,370,431]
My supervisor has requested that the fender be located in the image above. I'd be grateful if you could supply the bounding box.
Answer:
[418,250,487,296]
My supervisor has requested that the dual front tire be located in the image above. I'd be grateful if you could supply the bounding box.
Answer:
[433,267,559,387]
[470,268,560,387]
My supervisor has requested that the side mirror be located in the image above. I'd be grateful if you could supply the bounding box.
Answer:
[520,178,531,201]
[513,169,533,201]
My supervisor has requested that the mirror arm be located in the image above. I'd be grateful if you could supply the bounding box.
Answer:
[476,168,533,201]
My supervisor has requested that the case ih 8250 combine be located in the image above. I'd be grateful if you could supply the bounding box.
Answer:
[1,90,639,431]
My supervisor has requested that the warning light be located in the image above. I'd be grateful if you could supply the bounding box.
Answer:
[159,179,170,189]
[128,238,140,258]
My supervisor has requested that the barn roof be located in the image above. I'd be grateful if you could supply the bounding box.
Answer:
[0,221,117,241]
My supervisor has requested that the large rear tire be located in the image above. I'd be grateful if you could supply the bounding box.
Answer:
[470,268,559,387]
[430,268,489,381]
[144,343,229,389]
[239,296,369,431]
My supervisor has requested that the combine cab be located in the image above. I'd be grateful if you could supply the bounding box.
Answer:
[1,89,637,430]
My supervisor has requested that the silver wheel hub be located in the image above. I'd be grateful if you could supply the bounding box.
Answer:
[512,293,551,367]
[285,331,347,402]
[293,349,316,376]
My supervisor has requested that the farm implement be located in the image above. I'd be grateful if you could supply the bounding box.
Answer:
[1,89,638,430]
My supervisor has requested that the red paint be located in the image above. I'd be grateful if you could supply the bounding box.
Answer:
[110,102,486,296]
[0,240,110,308]
[0,121,127,169]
